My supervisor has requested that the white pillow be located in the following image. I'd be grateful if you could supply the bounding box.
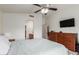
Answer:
[0,41,10,54]
[0,35,11,55]
[0,35,10,45]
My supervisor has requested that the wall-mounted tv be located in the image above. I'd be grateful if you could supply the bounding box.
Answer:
[60,18,75,28]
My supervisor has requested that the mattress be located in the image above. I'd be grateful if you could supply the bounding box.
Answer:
[8,39,68,55]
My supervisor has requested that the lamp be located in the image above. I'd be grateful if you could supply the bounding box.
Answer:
[41,8,49,14]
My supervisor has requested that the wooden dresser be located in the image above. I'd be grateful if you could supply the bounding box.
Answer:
[48,31,77,52]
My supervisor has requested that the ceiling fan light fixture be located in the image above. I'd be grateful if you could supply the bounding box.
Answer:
[41,8,49,14]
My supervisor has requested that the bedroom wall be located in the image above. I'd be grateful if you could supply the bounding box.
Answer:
[34,14,42,39]
[3,13,42,40]
[46,4,79,43]
[0,11,3,34]
[42,15,46,39]
[42,15,49,39]
[3,13,26,39]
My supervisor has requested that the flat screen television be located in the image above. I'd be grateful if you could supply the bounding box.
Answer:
[60,18,75,28]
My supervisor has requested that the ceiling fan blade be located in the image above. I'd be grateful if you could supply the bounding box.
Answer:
[34,9,41,13]
[49,8,57,11]
[33,4,41,7]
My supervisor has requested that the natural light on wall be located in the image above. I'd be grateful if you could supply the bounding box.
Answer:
[27,21,33,33]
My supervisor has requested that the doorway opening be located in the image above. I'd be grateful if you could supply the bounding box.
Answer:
[25,20,34,39]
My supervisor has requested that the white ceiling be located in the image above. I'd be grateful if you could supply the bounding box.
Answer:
[0,4,59,14]
[0,4,78,14]
[0,4,41,13]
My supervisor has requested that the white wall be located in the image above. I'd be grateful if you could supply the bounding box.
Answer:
[3,13,26,39]
[42,15,49,39]
[34,14,42,39]
[0,11,3,34]
[3,13,42,40]
[47,5,79,43]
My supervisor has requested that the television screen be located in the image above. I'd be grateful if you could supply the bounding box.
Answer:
[60,18,75,28]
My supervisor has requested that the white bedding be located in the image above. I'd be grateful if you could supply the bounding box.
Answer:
[0,35,11,55]
[8,39,68,55]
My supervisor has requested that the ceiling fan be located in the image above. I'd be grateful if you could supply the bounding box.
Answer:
[33,4,57,15]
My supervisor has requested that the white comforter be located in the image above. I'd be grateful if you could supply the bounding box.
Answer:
[8,39,68,55]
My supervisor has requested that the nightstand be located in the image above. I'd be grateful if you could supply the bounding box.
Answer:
[29,34,34,39]
[9,39,15,42]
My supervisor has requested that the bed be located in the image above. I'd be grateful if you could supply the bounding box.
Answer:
[7,39,68,55]
[0,35,68,55]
